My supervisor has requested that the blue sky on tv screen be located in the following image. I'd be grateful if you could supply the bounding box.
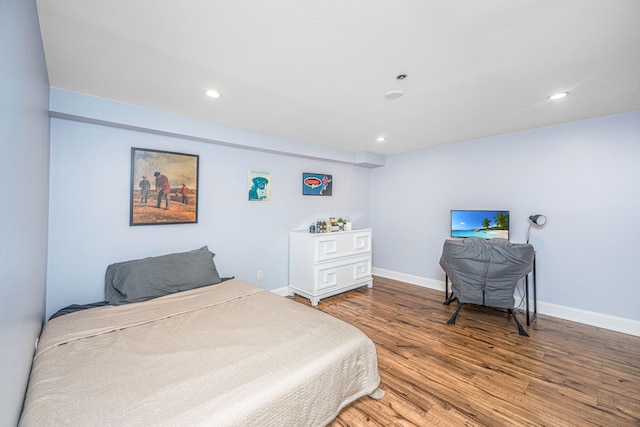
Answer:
[451,210,508,231]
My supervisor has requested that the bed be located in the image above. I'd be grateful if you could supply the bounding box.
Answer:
[19,247,383,426]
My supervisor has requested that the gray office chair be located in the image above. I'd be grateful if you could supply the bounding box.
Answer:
[440,237,534,336]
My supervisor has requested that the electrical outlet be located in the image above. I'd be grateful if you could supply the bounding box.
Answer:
[257,270,263,281]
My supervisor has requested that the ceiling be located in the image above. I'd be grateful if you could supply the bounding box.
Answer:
[36,0,640,156]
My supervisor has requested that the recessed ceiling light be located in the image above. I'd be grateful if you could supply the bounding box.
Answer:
[548,91,569,100]
[204,89,221,99]
[385,90,404,99]
[376,136,387,143]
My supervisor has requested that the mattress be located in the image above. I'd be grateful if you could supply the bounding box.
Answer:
[19,279,382,426]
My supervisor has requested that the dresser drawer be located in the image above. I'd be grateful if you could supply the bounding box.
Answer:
[314,231,371,262]
[315,256,372,291]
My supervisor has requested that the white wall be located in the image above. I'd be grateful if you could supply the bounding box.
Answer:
[46,109,372,319]
[0,0,50,424]
[370,111,640,328]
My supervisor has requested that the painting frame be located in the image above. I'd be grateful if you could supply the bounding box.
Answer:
[248,168,272,201]
[130,147,199,226]
[302,172,332,196]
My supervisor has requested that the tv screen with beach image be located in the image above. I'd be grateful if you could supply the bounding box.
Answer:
[451,210,510,240]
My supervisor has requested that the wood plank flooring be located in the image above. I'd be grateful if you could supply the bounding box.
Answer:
[291,276,640,426]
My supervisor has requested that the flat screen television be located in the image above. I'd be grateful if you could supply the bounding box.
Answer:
[450,210,510,240]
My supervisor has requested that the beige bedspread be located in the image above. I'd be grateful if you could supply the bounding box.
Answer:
[19,279,382,426]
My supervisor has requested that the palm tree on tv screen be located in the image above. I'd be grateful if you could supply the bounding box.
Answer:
[482,218,491,229]
[494,212,509,230]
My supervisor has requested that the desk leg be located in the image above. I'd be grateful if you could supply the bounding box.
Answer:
[533,255,538,323]
[526,255,538,326]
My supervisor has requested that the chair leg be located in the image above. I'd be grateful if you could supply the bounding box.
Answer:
[443,294,457,306]
[447,302,463,325]
[508,309,529,337]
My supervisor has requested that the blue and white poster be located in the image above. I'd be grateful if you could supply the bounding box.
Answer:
[302,172,332,196]
[248,168,271,201]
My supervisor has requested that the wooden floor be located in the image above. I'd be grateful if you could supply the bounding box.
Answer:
[291,276,640,426]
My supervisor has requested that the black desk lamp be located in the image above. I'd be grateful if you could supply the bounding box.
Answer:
[526,214,547,243]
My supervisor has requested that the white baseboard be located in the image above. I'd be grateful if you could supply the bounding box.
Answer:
[536,301,640,337]
[372,267,640,337]
[271,286,293,297]
[373,268,446,292]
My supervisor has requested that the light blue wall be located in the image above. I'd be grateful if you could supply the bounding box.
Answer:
[371,111,640,323]
[46,94,373,319]
[0,0,50,424]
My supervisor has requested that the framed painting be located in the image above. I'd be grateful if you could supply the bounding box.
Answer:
[130,147,199,225]
[302,172,332,196]
[248,168,272,201]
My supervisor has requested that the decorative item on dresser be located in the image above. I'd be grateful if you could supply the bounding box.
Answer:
[289,228,372,306]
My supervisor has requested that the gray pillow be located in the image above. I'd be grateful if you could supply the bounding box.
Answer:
[105,246,222,305]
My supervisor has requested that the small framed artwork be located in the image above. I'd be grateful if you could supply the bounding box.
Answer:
[248,168,272,201]
[130,147,199,225]
[302,172,332,196]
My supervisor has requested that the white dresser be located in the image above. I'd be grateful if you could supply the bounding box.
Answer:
[289,228,372,306]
